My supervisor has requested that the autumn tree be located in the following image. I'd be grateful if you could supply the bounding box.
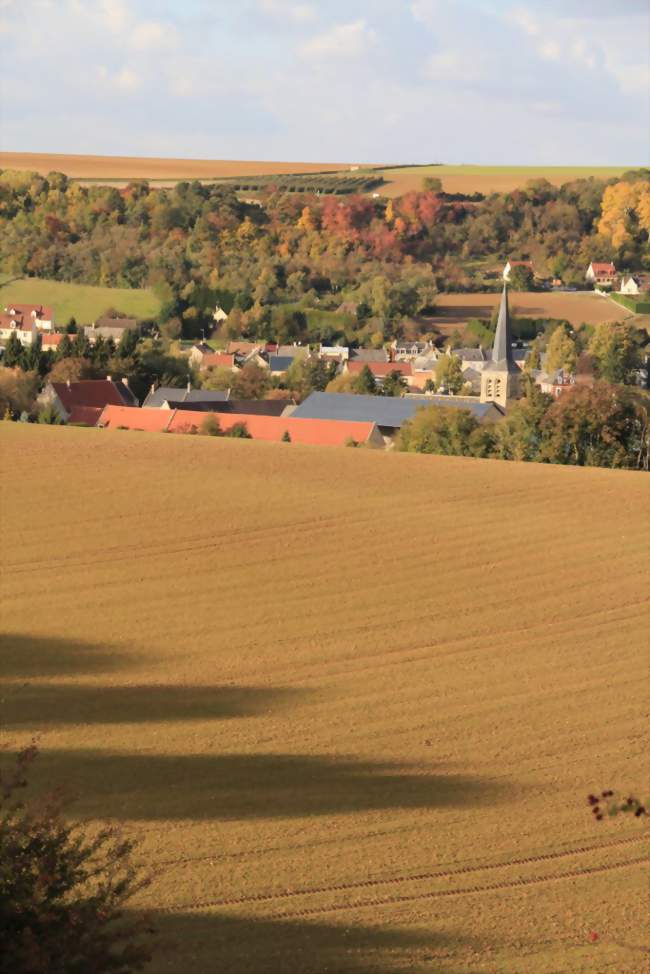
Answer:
[598,180,650,249]
[0,744,154,974]
[544,325,577,375]
[435,354,464,394]
[398,407,479,456]
[0,367,39,417]
[507,265,535,291]
[588,321,642,384]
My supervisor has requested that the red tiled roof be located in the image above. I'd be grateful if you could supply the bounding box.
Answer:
[51,380,131,411]
[68,406,103,426]
[0,312,32,332]
[347,361,412,378]
[201,353,237,369]
[98,405,174,432]
[4,303,53,321]
[507,260,533,268]
[590,262,616,273]
[168,410,377,446]
[41,333,66,348]
[226,341,262,355]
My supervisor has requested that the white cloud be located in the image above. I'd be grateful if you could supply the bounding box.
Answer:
[300,19,377,59]
[258,0,316,22]
[130,20,176,51]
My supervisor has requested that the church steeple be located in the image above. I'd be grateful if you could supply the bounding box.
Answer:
[491,285,515,367]
[479,284,522,408]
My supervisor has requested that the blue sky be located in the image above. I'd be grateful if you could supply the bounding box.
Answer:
[1,0,648,164]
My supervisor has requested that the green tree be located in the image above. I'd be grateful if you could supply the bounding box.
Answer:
[508,265,535,291]
[492,377,552,461]
[381,370,407,397]
[37,404,64,425]
[0,744,154,974]
[545,326,577,375]
[224,421,251,438]
[435,354,464,394]
[398,407,479,455]
[56,334,74,360]
[3,332,23,368]
[353,365,377,395]
[281,430,291,442]
[200,414,221,436]
[422,176,442,192]
[588,321,642,384]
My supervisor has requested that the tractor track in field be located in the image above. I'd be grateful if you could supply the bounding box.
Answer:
[160,833,647,914]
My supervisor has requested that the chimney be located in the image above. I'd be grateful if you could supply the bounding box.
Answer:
[107,374,112,382]
[66,379,71,389]
[121,377,129,388]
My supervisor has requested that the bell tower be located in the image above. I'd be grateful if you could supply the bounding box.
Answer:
[480,285,521,408]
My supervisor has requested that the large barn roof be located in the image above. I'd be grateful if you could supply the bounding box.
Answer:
[291,392,498,428]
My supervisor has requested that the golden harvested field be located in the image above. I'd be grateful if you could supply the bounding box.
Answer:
[1,424,648,974]
[375,166,630,197]
[0,152,353,181]
[433,291,637,329]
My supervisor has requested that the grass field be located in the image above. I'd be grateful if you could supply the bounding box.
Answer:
[374,166,630,197]
[0,278,161,324]
[1,424,648,974]
[432,291,637,331]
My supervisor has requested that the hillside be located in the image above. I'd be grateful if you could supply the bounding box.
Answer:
[0,277,161,323]
[1,424,648,974]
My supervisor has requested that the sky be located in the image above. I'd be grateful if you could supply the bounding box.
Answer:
[1,0,649,165]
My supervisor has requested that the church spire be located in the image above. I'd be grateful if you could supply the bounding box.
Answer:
[492,284,515,367]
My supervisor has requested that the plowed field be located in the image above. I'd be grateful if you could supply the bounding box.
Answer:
[1,424,647,974]
[433,291,636,329]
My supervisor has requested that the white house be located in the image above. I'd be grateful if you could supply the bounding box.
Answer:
[319,344,350,361]
[618,274,650,295]
[3,303,54,331]
[213,305,228,324]
[0,313,36,346]
[503,260,534,282]
[585,262,616,286]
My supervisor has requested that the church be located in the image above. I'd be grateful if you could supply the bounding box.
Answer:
[479,285,521,409]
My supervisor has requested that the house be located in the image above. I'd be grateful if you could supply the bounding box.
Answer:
[618,274,650,295]
[503,260,534,282]
[349,348,390,363]
[97,405,175,432]
[168,410,385,447]
[459,367,483,395]
[226,340,264,357]
[479,286,521,408]
[0,312,36,346]
[268,355,296,376]
[585,262,616,286]
[319,344,350,362]
[4,303,54,330]
[537,369,575,398]
[38,377,138,422]
[197,349,239,372]
[453,347,489,372]
[392,340,434,361]
[168,399,293,417]
[346,361,412,383]
[142,385,230,408]
[213,305,228,324]
[84,317,139,343]
[41,333,67,353]
[291,391,502,443]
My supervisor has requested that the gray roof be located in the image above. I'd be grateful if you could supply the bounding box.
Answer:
[349,348,390,363]
[292,392,499,428]
[269,355,295,372]
[455,347,487,362]
[142,386,230,408]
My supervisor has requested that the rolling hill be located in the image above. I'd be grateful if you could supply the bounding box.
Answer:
[1,423,647,974]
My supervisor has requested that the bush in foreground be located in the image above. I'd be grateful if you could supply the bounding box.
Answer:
[0,744,154,974]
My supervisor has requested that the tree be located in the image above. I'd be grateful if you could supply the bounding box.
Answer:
[48,357,94,383]
[508,265,535,291]
[200,414,221,436]
[539,383,650,469]
[422,176,442,192]
[232,363,271,400]
[0,744,154,974]
[56,334,74,360]
[3,332,23,369]
[398,407,479,455]
[281,430,291,442]
[37,404,64,425]
[588,321,642,384]
[116,329,139,360]
[381,370,407,397]
[200,367,233,392]
[0,367,39,417]
[598,180,650,249]
[224,421,251,438]
[435,354,464,394]
[353,365,377,395]
[545,326,577,375]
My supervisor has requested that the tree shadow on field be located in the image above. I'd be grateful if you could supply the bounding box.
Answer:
[0,633,132,679]
[0,633,305,727]
[147,910,476,974]
[2,684,307,728]
[25,750,511,822]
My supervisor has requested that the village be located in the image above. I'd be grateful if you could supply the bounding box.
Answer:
[1,255,648,454]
